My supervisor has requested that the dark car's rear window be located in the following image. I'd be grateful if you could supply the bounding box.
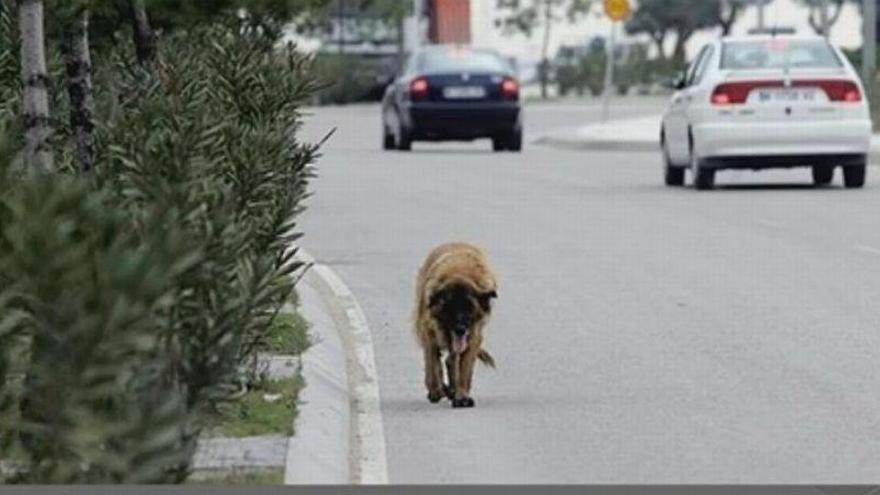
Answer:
[721,39,842,70]
[417,48,510,74]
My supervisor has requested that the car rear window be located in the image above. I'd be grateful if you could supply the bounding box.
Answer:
[417,49,510,74]
[721,39,842,70]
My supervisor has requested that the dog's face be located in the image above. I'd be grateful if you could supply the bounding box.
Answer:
[429,282,497,354]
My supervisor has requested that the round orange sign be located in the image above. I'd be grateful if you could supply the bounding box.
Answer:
[604,0,632,21]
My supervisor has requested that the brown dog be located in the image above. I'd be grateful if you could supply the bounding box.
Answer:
[414,242,497,408]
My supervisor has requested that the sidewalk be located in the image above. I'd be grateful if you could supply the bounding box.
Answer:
[535,115,661,153]
[535,115,880,161]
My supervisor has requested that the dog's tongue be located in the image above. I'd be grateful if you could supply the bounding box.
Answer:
[452,334,469,354]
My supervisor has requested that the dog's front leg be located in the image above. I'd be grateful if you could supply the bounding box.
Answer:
[445,353,458,401]
[424,346,445,403]
[451,350,477,408]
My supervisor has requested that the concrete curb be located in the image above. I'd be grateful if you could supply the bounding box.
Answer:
[292,249,389,485]
[535,133,880,163]
[193,436,288,472]
[533,134,659,153]
[534,119,880,164]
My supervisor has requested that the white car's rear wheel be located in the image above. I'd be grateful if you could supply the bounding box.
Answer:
[812,166,834,186]
[693,166,716,191]
[690,138,715,191]
[843,163,866,189]
[662,137,685,187]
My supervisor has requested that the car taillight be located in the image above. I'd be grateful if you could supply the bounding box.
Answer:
[710,91,732,105]
[410,77,429,101]
[711,79,863,105]
[814,80,862,102]
[711,81,768,105]
[501,77,519,101]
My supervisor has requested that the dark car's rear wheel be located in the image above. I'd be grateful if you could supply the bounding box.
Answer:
[843,163,866,188]
[396,124,413,151]
[493,128,522,152]
[812,165,834,186]
[382,124,395,150]
[507,127,523,152]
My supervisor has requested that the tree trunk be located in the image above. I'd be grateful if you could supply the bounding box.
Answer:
[397,14,405,73]
[18,0,53,173]
[808,9,822,34]
[61,10,95,173]
[128,0,156,65]
[652,33,667,60]
[672,30,693,65]
[718,3,741,36]
[539,0,553,99]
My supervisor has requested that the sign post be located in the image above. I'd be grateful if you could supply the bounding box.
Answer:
[865,0,877,106]
[601,0,632,123]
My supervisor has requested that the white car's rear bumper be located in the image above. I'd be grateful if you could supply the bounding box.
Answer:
[693,119,872,160]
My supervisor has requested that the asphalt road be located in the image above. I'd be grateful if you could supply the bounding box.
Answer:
[298,98,880,484]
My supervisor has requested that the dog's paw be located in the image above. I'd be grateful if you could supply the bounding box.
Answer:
[427,390,445,403]
[451,397,475,408]
[443,385,454,400]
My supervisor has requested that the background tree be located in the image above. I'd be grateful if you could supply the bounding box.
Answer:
[716,0,744,36]
[624,2,668,60]
[496,0,594,99]
[625,0,719,63]
[793,0,846,34]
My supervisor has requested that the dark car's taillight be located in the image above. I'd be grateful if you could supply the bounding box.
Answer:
[410,77,429,101]
[501,77,519,101]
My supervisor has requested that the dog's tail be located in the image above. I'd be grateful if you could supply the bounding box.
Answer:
[477,349,496,369]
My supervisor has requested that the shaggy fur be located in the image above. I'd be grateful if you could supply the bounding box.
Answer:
[414,242,498,408]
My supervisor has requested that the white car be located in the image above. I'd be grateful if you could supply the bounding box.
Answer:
[661,34,872,190]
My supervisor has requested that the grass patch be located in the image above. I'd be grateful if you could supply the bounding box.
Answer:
[202,376,304,438]
[262,311,310,356]
[198,300,310,437]
[188,468,284,485]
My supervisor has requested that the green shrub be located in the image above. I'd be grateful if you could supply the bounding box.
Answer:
[0,151,198,483]
[312,53,386,104]
[0,16,320,482]
[94,25,319,409]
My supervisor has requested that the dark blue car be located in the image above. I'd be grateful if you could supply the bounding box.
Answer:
[381,46,523,152]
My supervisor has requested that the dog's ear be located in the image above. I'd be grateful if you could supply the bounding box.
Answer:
[477,290,498,312]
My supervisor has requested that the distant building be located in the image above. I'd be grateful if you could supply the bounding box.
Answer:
[428,0,472,44]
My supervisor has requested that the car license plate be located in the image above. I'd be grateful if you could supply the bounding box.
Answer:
[753,88,819,103]
[443,86,486,99]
